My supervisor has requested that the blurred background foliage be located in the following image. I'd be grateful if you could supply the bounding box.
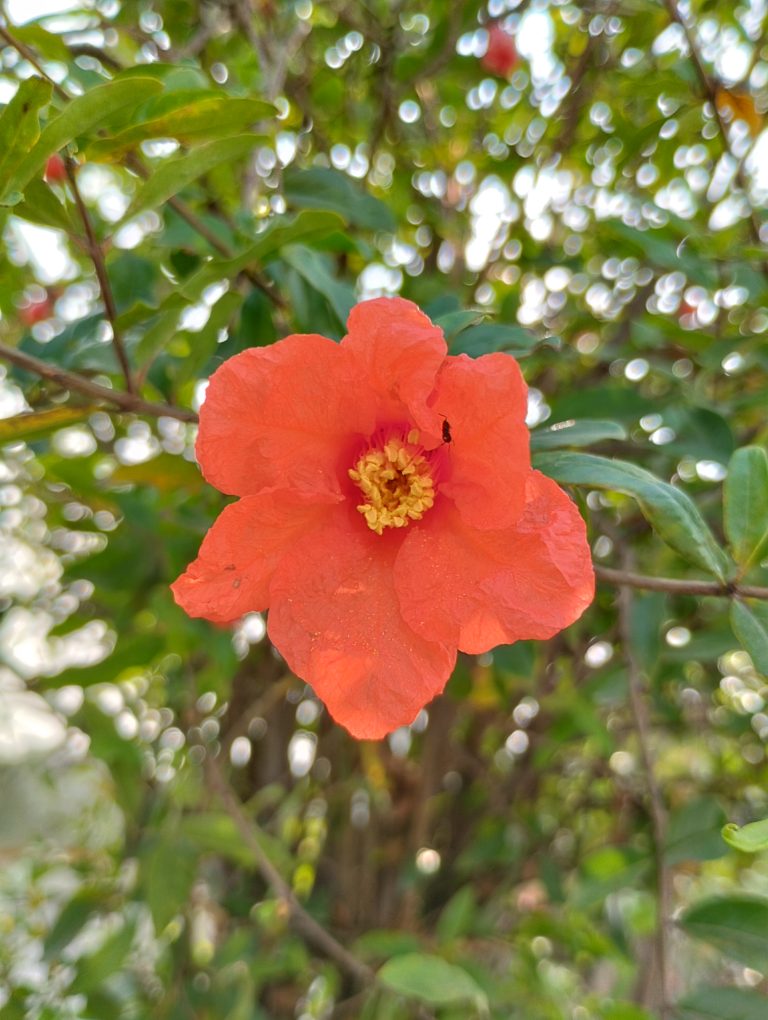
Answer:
[1,0,768,1017]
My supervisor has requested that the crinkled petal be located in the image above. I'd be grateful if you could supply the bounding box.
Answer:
[197,334,372,497]
[395,471,594,653]
[267,509,456,739]
[341,297,447,433]
[171,491,336,624]
[433,352,530,529]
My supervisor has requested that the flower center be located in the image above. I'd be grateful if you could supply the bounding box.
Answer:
[348,431,435,536]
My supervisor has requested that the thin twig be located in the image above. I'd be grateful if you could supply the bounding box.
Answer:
[64,158,135,394]
[617,566,671,1018]
[595,564,768,601]
[0,21,70,101]
[0,342,197,423]
[662,0,765,254]
[203,751,376,987]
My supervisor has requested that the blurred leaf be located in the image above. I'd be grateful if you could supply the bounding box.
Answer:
[13,176,79,233]
[535,452,729,580]
[0,78,53,199]
[716,88,763,135]
[180,813,292,872]
[5,78,163,200]
[680,895,768,969]
[70,915,137,994]
[354,930,424,960]
[436,886,478,943]
[44,889,106,961]
[378,953,488,1012]
[451,323,553,358]
[283,166,396,231]
[530,419,628,451]
[665,797,727,865]
[722,818,768,854]
[122,135,259,220]
[730,599,768,674]
[435,309,486,341]
[11,24,72,62]
[724,446,768,569]
[140,831,198,932]
[677,986,768,1020]
[0,406,95,444]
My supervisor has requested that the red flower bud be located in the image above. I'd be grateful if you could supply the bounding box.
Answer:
[19,299,53,326]
[44,154,67,184]
[482,24,518,78]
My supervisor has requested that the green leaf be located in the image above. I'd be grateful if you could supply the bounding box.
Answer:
[4,78,163,202]
[13,176,79,233]
[70,916,137,994]
[724,446,768,569]
[121,134,259,220]
[140,831,198,932]
[722,818,768,854]
[11,24,72,63]
[451,323,553,358]
[434,309,486,341]
[283,166,395,231]
[530,419,628,451]
[282,244,355,327]
[677,986,768,1020]
[730,599,768,674]
[665,797,727,865]
[0,78,53,197]
[0,406,96,444]
[86,93,274,160]
[680,895,768,969]
[44,890,105,961]
[534,451,729,580]
[378,953,488,1012]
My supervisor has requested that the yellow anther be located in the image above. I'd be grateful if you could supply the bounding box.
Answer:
[349,435,435,535]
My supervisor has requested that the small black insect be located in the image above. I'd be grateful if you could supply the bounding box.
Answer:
[441,418,452,444]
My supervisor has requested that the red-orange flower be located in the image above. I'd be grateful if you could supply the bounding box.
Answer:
[172,298,594,739]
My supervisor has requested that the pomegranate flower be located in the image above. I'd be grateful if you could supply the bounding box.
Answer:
[172,298,594,739]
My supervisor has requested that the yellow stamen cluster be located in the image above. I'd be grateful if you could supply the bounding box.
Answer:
[349,431,435,535]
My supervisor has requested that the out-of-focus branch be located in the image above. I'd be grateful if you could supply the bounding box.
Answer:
[64,157,135,394]
[595,564,768,601]
[662,0,765,252]
[0,20,70,101]
[203,751,376,987]
[617,564,671,1018]
[0,342,198,423]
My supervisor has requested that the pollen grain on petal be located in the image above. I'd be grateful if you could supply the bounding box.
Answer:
[349,436,435,536]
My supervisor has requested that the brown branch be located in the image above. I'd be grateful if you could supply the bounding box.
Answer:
[64,157,135,394]
[617,566,672,1018]
[203,752,376,987]
[595,564,768,601]
[0,21,70,101]
[0,342,197,423]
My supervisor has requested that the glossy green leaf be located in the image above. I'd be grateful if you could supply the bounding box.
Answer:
[680,895,768,969]
[677,986,768,1020]
[0,78,53,199]
[5,78,163,200]
[283,166,396,231]
[378,953,488,1012]
[123,135,259,220]
[282,244,355,326]
[530,419,628,451]
[724,446,768,569]
[722,818,768,854]
[87,93,274,160]
[535,452,729,580]
[730,599,768,674]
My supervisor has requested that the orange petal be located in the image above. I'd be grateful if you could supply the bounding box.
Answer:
[197,333,372,497]
[395,471,594,653]
[171,490,335,624]
[341,297,447,432]
[433,352,531,529]
[268,508,456,739]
